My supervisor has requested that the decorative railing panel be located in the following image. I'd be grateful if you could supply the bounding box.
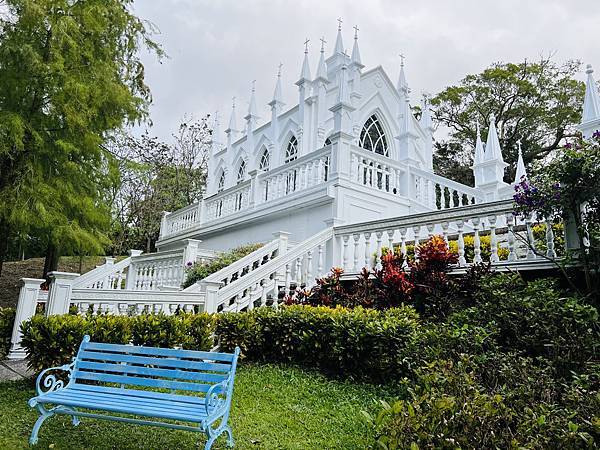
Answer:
[411,167,484,210]
[350,147,404,195]
[73,257,130,290]
[205,180,251,221]
[161,202,201,238]
[260,148,331,203]
[127,250,186,291]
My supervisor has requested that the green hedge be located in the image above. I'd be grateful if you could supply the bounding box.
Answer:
[21,313,216,371]
[216,305,420,381]
[0,307,15,358]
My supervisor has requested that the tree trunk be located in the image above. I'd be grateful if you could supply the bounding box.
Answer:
[43,244,60,279]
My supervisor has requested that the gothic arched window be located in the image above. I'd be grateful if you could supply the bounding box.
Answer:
[259,149,270,171]
[217,171,226,192]
[237,160,246,183]
[285,136,298,163]
[359,115,389,156]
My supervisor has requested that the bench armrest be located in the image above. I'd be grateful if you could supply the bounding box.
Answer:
[204,379,229,416]
[34,362,75,397]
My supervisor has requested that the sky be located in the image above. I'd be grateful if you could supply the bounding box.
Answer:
[132,0,600,143]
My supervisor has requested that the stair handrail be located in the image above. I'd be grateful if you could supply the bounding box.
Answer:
[72,256,134,289]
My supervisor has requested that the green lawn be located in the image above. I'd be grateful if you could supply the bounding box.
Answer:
[0,363,396,449]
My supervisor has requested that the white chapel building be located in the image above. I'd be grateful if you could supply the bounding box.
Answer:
[154,24,595,256]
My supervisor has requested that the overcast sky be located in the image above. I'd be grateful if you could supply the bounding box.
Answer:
[132,0,600,143]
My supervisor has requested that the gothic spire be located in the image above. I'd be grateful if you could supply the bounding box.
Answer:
[271,64,284,106]
[514,140,527,183]
[211,111,220,149]
[226,97,238,133]
[350,25,362,66]
[419,94,433,132]
[474,119,484,164]
[484,113,504,163]
[582,64,600,123]
[334,17,344,55]
[337,58,351,105]
[315,37,328,82]
[246,80,258,120]
[298,39,311,82]
[397,54,408,94]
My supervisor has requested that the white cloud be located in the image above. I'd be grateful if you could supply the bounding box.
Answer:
[133,0,600,142]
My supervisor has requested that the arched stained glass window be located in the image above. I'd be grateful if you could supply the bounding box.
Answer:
[259,148,270,170]
[285,136,298,163]
[237,160,246,183]
[359,115,389,156]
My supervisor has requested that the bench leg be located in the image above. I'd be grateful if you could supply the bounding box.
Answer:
[203,423,233,450]
[29,406,54,445]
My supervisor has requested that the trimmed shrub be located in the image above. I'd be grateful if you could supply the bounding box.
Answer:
[215,305,420,381]
[21,313,217,372]
[0,307,15,358]
[183,243,264,288]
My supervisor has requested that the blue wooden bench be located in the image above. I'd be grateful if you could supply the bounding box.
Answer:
[28,335,240,449]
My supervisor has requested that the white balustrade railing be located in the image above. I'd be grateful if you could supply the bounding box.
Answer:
[127,249,186,291]
[70,289,205,316]
[350,147,404,195]
[161,202,201,238]
[73,256,131,290]
[201,228,333,313]
[205,180,251,221]
[411,167,484,210]
[260,147,330,203]
[332,199,562,272]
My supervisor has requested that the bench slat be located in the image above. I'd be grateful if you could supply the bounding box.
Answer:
[84,342,235,362]
[72,370,213,393]
[45,389,209,417]
[38,391,206,423]
[78,350,232,373]
[70,384,206,406]
[77,361,229,384]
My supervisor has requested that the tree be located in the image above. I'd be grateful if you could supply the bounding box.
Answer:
[0,0,163,277]
[431,57,585,183]
[108,116,211,255]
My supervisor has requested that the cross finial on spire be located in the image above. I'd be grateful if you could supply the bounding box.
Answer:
[251,80,256,92]
[337,17,343,31]
[320,36,326,53]
[399,53,405,67]
[277,63,283,77]
[587,63,594,74]
[303,38,310,54]
[353,25,359,39]
[232,96,236,109]
[517,139,523,154]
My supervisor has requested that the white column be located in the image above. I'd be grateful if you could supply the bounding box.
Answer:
[8,278,45,360]
[46,272,80,316]
[201,280,223,313]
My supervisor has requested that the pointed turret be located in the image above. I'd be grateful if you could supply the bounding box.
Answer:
[333,18,344,55]
[484,113,504,163]
[473,120,484,164]
[315,37,328,82]
[350,25,362,67]
[225,97,239,145]
[271,64,285,106]
[514,140,527,183]
[419,94,433,133]
[579,64,600,139]
[246,81,258,122]
[269,65,285,157]
[297,39,312,83]
[397,54,409,94]
[211,111,221,153]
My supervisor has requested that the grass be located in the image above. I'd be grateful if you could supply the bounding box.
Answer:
[0,363,397,449]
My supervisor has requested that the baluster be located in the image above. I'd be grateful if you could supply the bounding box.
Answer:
[307,250,314,283]
[364,232,372,269]
[412,226,421,262]
[426,223,435,238]
[505,213,517,261]
[261,281,268,307]
[342,235,350,271]
[385,229,395,253]
[456,219,466,266]
[488,215,499,263]
[441,222,450,245]
[472,217,482,264]
[284,263,291,296]
[525,214,537,259]
[295,256,303,285]
[118,303,128,316]
[352,233,361,272]
[169,304,178,315]
[545,219,557,258]
[399,228,408,269]
[317,244,324,277]
[375,231,384,270]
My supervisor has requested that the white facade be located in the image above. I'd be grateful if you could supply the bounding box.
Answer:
[156,28,600,256]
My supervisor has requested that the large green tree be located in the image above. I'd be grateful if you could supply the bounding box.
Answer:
[0,0,162,277]
[431,57,586,184]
